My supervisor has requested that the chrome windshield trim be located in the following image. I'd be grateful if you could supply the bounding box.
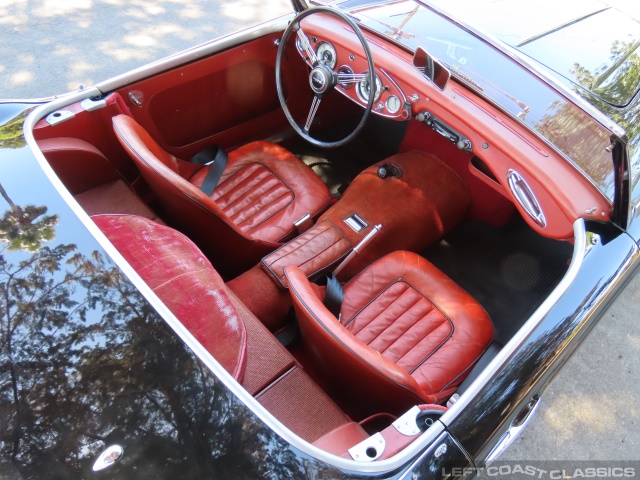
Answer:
[21,17,447,474]
[440,218,587,423]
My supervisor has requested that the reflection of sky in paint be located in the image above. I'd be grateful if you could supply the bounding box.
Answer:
[350,0,616,200]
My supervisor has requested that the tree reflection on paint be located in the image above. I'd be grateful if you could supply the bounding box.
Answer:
[534,99,615,198]
[570,38,640,201]
[0,205,332,479]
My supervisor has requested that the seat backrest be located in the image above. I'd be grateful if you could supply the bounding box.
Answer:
[284,265,429,417]
[93,214,247,380]
[112,115,276,277]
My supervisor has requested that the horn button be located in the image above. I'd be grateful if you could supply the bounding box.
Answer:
[309,65,335,95]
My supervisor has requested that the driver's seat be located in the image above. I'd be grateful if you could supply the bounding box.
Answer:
[112,114,331,277]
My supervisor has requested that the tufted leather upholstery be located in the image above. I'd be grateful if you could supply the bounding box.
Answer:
[285,251,493,415]
[112,114,331,277]
[93,214,247,381]
[93,214,371,449]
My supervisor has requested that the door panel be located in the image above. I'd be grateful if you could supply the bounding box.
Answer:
[116,32,310,158]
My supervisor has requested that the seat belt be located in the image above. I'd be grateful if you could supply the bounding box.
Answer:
[323,224,382,321]
[190,146,228,196]
[323,272,344,321]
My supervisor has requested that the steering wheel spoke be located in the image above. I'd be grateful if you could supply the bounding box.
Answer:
[296,27,317,65]
[337,72,369,85]
[304,94,322,133]
[276,7,376,148]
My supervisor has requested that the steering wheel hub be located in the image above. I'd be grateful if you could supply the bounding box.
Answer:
[309,65,334,95]
[276,6,376,148]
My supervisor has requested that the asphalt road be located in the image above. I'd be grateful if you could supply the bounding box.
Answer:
[1,0,638,466]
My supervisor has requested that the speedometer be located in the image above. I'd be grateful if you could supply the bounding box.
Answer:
[316,42,337,69]
[356,72,383,103]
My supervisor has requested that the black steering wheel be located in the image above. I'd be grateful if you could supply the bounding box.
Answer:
[275,7,376,148]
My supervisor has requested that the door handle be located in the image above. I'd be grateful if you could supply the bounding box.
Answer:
[485,395,541,465]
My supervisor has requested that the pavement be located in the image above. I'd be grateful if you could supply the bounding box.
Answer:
[1,0,638,466]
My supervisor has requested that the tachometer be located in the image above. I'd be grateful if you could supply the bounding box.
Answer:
[356,72,383,103]
[316,42,337,69]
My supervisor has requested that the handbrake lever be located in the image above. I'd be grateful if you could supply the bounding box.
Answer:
[333,224,382,277]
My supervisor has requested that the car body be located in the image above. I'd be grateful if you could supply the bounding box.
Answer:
[1,0,639,478]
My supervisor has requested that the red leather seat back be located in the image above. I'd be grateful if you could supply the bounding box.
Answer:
[93,214,247,381]
[285,265,426,416]
[112,114,278,277]
[286,251,493,416]
[112,115,333,278]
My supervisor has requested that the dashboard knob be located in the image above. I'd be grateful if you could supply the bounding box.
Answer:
[377,164,400,179]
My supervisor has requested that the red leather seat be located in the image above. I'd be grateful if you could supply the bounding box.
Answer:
[93,214,248,380]
[93,214,372,450]
[112,114,331,277]
[285,251,493,415]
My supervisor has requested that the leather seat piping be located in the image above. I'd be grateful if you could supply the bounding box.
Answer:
[342,278,455,377]
[194,161,297,236]
[284,268,426,404]
[113,121,264,246]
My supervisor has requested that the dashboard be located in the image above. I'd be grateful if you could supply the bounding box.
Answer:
[294,13,612,240]
[295,23,410,120]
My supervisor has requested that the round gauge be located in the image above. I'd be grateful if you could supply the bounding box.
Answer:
[386,95,402,114]
[356,73,383,103]
[316,42,337,69]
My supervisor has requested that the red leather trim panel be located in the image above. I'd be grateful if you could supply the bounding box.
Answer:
[261,220,352,288]
[116,33,311,158]
[34,93,139,184]
[75,179,165,224]
[92,214,247,381]
[38,137,120,195]
[312,422,370,456]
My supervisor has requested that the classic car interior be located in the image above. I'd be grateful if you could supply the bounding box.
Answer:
[30,7,612,462]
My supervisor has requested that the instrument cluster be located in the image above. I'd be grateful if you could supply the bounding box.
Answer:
[295,36,409,120]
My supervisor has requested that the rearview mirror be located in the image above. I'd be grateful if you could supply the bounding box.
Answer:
[413,47,450,90]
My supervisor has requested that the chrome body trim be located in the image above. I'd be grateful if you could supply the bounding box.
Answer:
[507,169,547,228]
[441,218,586,423]
[94,16,294,95]
[348,432,386,462]
[21,17,446,474]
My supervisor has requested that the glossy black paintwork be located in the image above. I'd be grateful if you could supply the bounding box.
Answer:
[444,221,638,463]
[518,8,640,108]
[0,105,409,479]
[401,432,473,480]
[3,1,640,475]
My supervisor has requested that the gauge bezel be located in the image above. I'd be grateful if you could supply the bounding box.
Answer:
[385,95,402,114]
[316,41,337,69]
[356,72,383,103]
